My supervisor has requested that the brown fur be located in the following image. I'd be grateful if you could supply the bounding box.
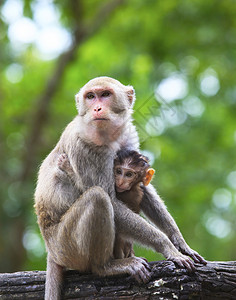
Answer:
[117,185,143,213]
[113,150,150,259]
[113,187,143,259]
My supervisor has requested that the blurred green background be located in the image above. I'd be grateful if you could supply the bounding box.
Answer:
[0,0,236,273]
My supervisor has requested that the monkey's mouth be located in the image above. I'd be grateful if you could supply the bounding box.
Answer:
[93,118,109,121]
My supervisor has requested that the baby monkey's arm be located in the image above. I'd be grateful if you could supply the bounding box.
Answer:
[58,153,79,185]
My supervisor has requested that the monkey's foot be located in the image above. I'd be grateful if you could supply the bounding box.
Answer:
[128,257,152,284]
[93,257,152,284]
[58,153,72,173]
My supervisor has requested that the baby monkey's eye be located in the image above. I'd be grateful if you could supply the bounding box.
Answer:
[87,93,95,99]
[115,168,122,175]
[101,91,111,97]
[125,171,134,178]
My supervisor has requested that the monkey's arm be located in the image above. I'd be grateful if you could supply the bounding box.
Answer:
[140,184,207,264]
[113,199,195,271]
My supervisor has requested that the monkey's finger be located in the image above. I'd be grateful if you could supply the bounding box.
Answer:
[131,269,143,284]
[183,262,194,272]
[132,264,152,284]
[141,259,152,271]
[140,264,152,281]
[138,268,152,284]
[141,272,152,284]
[188,250,207,265]
[140,257,148,263]
[189,253,200,263]
[135,257,151,272]
[174,259,185,269]
[130,265,143,284]
[190,253,202,264]
[182,247,207,265]
[193,253,207,265]
[183,258,195,272]
[134,273,143,284]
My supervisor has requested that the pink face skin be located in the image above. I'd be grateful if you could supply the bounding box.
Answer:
[114,166,137,193]
[78,83,129,146]
[84,87,114,124]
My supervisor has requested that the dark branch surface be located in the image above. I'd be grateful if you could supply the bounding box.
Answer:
[0,261,236,299]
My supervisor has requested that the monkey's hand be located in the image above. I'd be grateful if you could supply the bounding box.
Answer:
[127,257,152,284]
[58,153,73,174]
[170,235,207,265]
[178,244,207,265]
[170,236,207,265]
[167,251,196,272]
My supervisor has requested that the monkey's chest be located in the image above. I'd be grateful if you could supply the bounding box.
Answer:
[75,147,115,196]
[80,166,113,191]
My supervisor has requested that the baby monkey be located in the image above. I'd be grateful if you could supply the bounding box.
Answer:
[114,149,155,213]
[57,149,155,260]
[113,149,155,259]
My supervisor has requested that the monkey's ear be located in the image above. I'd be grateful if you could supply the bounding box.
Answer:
[75,92,85,116]
[143,168,155,186]
[126,86,136,106]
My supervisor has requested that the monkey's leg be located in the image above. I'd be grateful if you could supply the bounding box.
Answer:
[114,235,135,258]
[123,241,135,258]
[47,186,151,284]
[44,186,115,300]
[48,186,115,271]
[141,184,207,265]
[113,235,134,259]
[113,234,125,259]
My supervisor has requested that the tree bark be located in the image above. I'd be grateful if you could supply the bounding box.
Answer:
[0,261,235,300]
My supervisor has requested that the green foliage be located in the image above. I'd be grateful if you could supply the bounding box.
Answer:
[0,0,235,272]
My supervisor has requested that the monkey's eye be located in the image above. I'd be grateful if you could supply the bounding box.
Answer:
[125,171,134,178]
[86,93,95,99]
[115,168,122,175]
[101,91,111,97]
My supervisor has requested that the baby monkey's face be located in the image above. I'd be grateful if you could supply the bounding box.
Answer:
[114,151,155,193]
[114,165,138,193]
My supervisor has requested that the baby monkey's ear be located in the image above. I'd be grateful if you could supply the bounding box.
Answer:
[143,168,155,186]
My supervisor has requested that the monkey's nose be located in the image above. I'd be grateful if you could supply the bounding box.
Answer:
[94,106,102,112]
[118,182,124,188]
[117,179,123,186]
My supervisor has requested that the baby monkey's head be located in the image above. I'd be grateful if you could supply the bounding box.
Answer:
[114,149,155,193]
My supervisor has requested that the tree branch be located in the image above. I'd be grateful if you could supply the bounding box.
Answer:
[1,261,236,299]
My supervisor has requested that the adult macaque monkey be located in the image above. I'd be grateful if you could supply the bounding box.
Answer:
[34,77,206,300]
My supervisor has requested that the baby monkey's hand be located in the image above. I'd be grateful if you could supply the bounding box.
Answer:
[58,153,73,174]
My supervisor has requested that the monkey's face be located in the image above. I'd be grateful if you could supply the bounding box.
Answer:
[75,77,135,132]
[114,165,138,192]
